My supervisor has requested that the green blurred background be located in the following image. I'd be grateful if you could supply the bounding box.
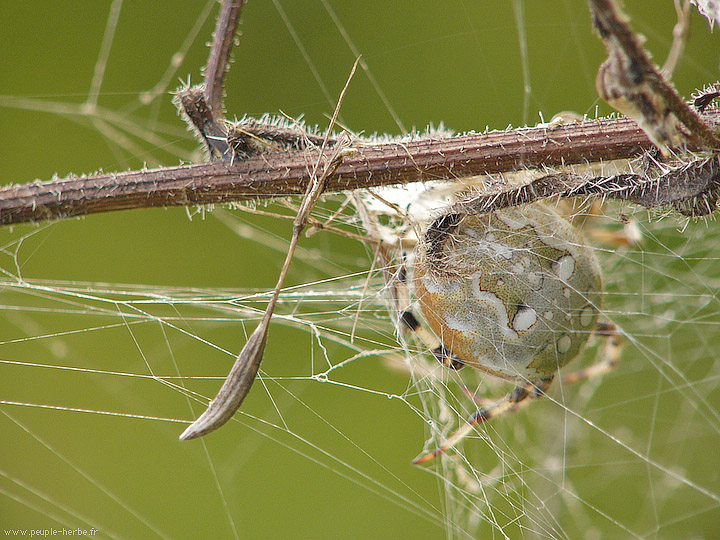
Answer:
[1,1,719,538]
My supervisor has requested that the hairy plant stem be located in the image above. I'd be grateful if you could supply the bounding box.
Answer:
[3,111,718,226]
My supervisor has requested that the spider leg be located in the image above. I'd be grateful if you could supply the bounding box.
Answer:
[461,384,494,407]
[413,377,554,465]
[400,310,465,370]
[571,200,643,248]
[583,215,643,248]
[413,322,622,465]
[561,322,621,385]
[395,250,468,370]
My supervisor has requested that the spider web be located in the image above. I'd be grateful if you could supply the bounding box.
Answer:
[2,1,719,538]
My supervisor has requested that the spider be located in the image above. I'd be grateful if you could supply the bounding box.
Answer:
[394,198,623,464]
[173,56,717,450]
[176,85,715,456]
[169,0,719,448]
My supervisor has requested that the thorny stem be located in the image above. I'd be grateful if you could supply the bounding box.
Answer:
[2,110,719,226]
[174,0,245,159]
[204,0,245,117]
[589,0,720,150]
[460,156,720,218]
[2,0,718,227]
[425,156,720,265]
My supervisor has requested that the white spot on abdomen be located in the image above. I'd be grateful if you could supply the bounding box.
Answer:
[513,306,538,332]
[580,305,595,327]
[553,255,576,281]
[556,335,572,353]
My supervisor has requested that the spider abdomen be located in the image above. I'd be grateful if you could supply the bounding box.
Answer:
[415,203,602,380]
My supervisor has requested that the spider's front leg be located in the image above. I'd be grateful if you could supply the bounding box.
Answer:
[412,321,622,464]
[413,376,554,464]
[400,310,465,371]
[560,321,621,385]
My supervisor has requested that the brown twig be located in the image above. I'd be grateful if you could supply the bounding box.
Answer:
[204,0,245,117]
[590,0,719,151]
[3,0,718,230]
[173,1,245,159]
[4,111,719,226]
[424,156,720,272]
